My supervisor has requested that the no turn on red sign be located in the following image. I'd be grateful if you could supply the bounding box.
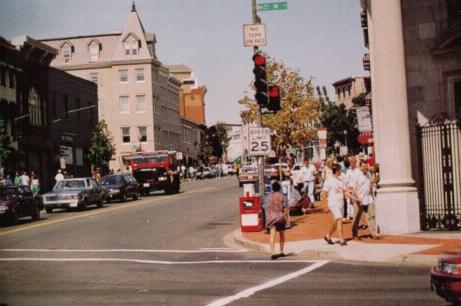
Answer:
[243,24,267,47]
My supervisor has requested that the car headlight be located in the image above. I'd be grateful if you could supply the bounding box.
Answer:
[438,260,461,274]
[111,189,120,194]
[158,177,167,181]
[0,205,8,212]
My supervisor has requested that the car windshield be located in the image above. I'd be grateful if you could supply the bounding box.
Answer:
[151,155,167,163]
[100,176,123,185]
[54,180,86,190]
[243,167,257,173]
[0,187,17,196]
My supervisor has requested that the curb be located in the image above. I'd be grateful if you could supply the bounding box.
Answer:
[229,228,439,267]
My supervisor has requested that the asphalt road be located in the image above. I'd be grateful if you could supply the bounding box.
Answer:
[0,176,448,305]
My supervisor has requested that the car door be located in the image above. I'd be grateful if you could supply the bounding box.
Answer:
[123,175,132,196]
[17,187,32,217]
[91,179,104,202]
[88,179,100,203]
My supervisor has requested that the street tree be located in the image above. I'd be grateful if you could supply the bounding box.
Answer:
[0,121,11,170]
[239,57,321,154]
[87,120,115,175]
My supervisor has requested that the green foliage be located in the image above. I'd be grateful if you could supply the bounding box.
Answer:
[352,92,367,107]
[0,120,11,167]
[87,120,115,174]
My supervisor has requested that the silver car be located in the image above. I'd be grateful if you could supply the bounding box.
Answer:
[42,178,106,213]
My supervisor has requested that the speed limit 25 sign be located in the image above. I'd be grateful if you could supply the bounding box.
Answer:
[248,128,271,156]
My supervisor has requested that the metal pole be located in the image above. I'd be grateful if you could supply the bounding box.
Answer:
[251,0,265,196]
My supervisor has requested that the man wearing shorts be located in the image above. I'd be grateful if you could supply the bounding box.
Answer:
[323,164,347,246]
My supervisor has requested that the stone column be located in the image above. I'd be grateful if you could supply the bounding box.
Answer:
[368,0,420,234]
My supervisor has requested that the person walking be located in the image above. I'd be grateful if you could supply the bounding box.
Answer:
[21,171,30,187]
[265,181,288,260]
[3,174,13,186]
[344,156,358,221]
[350,160,379,240]
[323,164,348,246]
[31,175,40,196]
[55,169,65,182]
[299,159,317,204]
[14,171,22,186]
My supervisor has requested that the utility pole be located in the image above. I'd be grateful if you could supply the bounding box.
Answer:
[251,0,265,196]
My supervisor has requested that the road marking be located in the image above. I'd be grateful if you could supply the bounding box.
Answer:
[207,260,329,306]
[0,248,247,253]
[0,258,326,265]
[0,186,216,237]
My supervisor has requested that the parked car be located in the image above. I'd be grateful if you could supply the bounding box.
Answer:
[290,163,304,184]
[0,186,43,226]
[264,163,290,180]
[431,248,461,304]
[224,164,236,175]
[196,166,213,179]
[99,173,139,202]
[238,166,259,187]
[42,178,106,213]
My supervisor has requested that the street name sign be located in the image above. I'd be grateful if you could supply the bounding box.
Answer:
[243,24,266,47]
[257,2,288,11]
[248,127,271,156]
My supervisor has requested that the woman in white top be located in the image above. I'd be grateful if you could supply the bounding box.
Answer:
[323,164,348,246]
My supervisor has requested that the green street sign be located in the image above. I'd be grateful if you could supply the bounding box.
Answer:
[257,2,288,11]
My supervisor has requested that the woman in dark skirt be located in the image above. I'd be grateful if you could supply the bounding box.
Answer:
[265,181,288,260]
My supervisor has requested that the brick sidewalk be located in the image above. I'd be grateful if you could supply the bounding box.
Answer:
[242,204,461,256]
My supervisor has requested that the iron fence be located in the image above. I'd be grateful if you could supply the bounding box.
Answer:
[417,119,461,230]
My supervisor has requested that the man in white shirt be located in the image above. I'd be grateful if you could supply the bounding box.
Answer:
[350,160,379,239]
[299,159,317,203]
[21,171,30,187]
[55,169,64,182]
[344,156,358,220]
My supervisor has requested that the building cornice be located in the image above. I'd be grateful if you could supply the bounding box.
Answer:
[52,57,161,70]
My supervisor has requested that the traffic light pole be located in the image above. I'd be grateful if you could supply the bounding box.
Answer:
[251,0,265,197]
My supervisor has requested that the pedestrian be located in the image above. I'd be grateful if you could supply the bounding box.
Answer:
[350,160,379,240]
[21,171,30,187]
[55,169,64,182]
[344,157,357,222]
[322,158,334,182]
[31,175,40,196]
[265,181,288,260]
[181,164,186,179]
[323,164,348,246]
[14,171,22,186]
[299,158,317,204]
[3,174,13,186]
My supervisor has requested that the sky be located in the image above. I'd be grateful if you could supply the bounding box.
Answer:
[0,0,367,125]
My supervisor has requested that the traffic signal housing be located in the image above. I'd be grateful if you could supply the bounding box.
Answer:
[252,53,268,107]
[268,84,281,112]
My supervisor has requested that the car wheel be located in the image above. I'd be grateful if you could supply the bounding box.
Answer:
[121,192,127,202]
[107,198,112,203]
[79,199,88,211]
[8,208,18,226]
[96,199,103,208]
[32,205,40,221]
[133,192,138,200]
[45,207,53,214]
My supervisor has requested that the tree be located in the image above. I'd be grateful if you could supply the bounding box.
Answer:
[0,120,11,169]
[87,120,115,174]
[240,57,321,154]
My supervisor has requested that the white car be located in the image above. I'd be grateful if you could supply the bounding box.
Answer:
[290,163,304,185]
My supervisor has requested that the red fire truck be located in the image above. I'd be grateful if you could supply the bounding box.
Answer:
[130,151,180,195]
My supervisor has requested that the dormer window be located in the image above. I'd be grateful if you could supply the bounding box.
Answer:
[88,39,101,62]
[123,33,140,56]
[60,41,74,62]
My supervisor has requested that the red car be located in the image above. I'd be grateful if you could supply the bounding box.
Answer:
[431,248,461,304]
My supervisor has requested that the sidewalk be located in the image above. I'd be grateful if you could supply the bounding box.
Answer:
[232,204,461,266]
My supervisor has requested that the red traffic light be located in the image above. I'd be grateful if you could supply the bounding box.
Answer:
[252,53,266,66]
[268,85,280,97]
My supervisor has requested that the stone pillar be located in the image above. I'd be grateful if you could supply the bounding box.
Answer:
[368,0,420,234]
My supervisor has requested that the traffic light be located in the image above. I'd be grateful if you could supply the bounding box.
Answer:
[252,53,268,107]
[268,84,281,112]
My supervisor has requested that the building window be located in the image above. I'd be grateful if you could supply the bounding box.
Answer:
[62,46,72,62]
[29,87,42,126]
[455,80,461,119]
[122,127,130,144]
[119,69,128,83]
[138,126,147,142]
[124,41,138,56]
[0,68,5,86]
[136,69,145,82]
[136,95,146,112]
[89,72,99,84]
[119,96,129,114]
[8,70,15,89]
[89,43,100,61]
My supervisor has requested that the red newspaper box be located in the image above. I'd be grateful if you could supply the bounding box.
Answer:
[239,195,263,232]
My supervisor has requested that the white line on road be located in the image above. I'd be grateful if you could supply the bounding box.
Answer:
[0,258,325,265]
[206,260,329,306]
[0,248,248,253]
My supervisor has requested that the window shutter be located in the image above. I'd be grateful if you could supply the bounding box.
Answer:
[138,40,141,48]
[71,46,75,53]
[99,44,102,51]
